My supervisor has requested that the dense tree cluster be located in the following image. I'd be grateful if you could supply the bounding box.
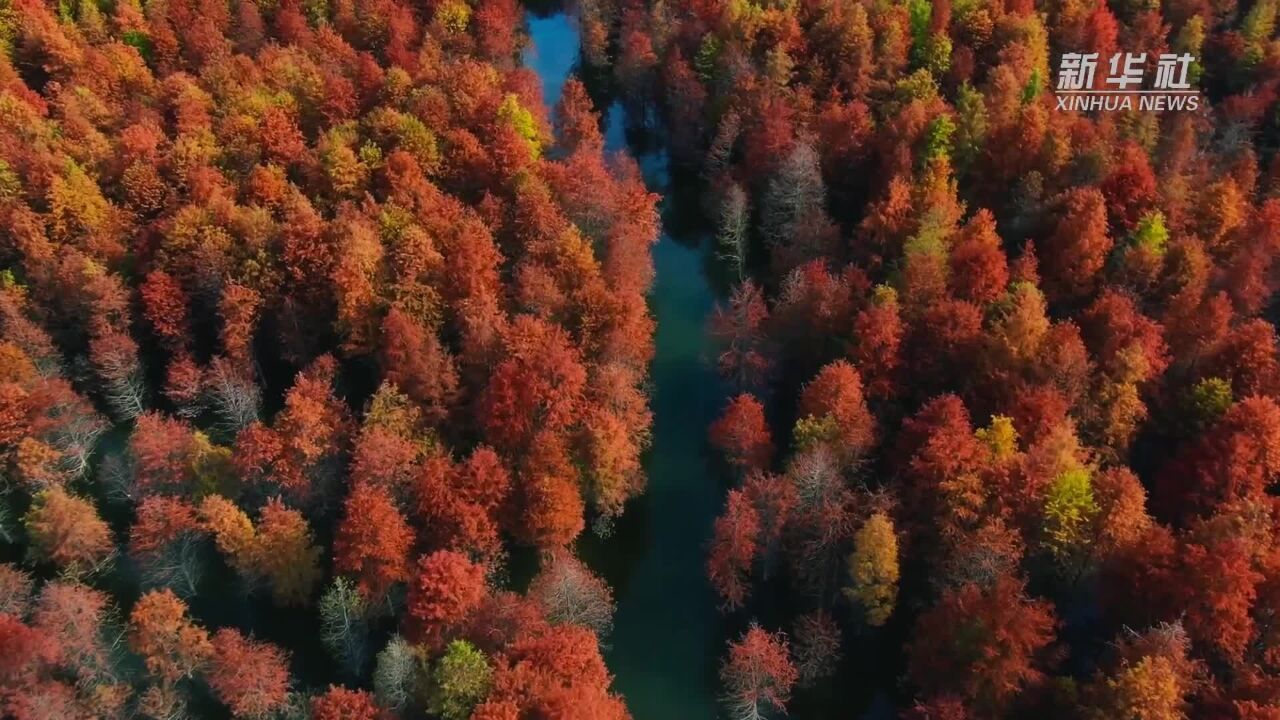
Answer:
[580,0,1280,717]
[0,0,653,716]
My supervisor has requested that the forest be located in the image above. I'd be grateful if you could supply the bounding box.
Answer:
[0,0,1279,718]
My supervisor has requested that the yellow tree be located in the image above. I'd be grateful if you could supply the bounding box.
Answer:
[254,499,322,607]
[844,512,900,627]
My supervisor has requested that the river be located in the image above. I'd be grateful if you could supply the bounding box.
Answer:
[523,7,729,719]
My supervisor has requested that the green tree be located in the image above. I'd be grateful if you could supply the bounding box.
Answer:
[1042,468,1100,573]
[1183,377,1233,431]
[429,640,493,720]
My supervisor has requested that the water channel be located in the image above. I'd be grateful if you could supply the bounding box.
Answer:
[523,8,729,718]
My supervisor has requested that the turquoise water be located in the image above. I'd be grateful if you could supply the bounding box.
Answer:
[524,9,728,719]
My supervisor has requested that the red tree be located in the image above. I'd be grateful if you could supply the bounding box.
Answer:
[850,286,903,400]
[949,209,1009,305]
[23,487,114,576]
[379,308,459,427]
[709,394,774,472]
[1040,187,1112,302]
[907,574,1056,712]
[406,550,487,649]
[1100,143,1159,235]
[207,629,291,719]
[798,360,875,462]
[334,482,414,600]
[479,316,587,452]
[311,685,382,720]
[1153,397,1280,522]
[708,489,761,610]
[0,614,60,686]
[130,412,197,495]
[139,270,191,353]
[720,625,799,720]
[710,281,773,390]
[486,624,628,719]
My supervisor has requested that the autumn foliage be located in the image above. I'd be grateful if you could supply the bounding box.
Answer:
[0,0,647,715]
[3,0,1280,715]
[616,0,1280,711]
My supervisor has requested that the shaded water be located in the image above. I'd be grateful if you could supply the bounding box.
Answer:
[524,9,728,719]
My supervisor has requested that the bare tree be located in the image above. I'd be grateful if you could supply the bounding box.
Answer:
[138,534,207,599]
[717,183,750,281]
[90,331,148,421]
[529,550,616,642]
[0,494,17,545]
[96,451,135,503]
[46,386,107,480]
[786,446,841,511]
[793,611,841,687]
[205,357,261,435]
[704,111,742,180]
[373,634,419,713]
[320,577,372,677]
[137,685,194,720]
[761,140,827,248]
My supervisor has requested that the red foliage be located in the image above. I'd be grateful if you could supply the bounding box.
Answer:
[896,395,985,544]
[555,79,604,154]
[456,445,513,512]
[218,283,261,368]
[406,550,487,649]
[1153,397,1280,522]
[379,308,459,426]
[139,270,191,353]
[163,354,205,414]
[1078,290,1169,383]
[949,210,1009,305]
[1040,188,1113,302]
[487,624,628,719]
[311,686,382,720]
[1206,320,1280,400]
[850,289,903,400]
[1100,144,1159,235]
[907,575,1056,712]
[906,300,983,393]
[473,0,521,61]
[0,614,60,686]
[709,394,774,472]
[235,357,352,498]
[513,431,586,548]
[798,360,875,461]
[334,482,414,600]
[710,282,773,390]
[1175,526,1262,665]
[129,495,202,556]
[207,629,291,719]
[128,589,212,684]
[24,487,114,575]
[31,581,111,683]
[707,489,761,610]
[479,316,587,452]
[720,625,799,720]
[130,412,197,495]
